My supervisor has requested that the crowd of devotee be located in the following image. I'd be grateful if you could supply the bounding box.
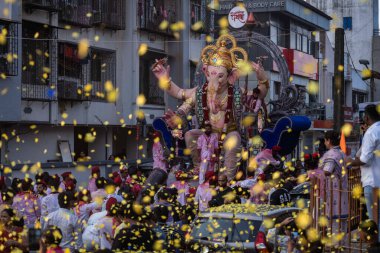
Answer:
[0,104,379,252]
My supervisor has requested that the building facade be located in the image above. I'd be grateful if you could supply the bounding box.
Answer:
[0,0,210,177]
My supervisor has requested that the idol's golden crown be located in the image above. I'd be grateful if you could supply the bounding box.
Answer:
[201,34,248,70]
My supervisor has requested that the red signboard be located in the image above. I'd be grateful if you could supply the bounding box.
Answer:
[282,48,318,80]
[344,106,353,121]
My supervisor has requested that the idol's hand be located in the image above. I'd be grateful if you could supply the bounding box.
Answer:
[152,58,170,81]
[251,61,267,81]
[163,109,183,129]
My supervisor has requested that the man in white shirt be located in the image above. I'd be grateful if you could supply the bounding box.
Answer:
[40,175,61,228]
[351,104,380,222]
[43,192,82,251]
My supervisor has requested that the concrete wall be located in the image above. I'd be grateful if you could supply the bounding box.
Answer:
[373,36,380,101]
[1,126,74,164]
[308,0,374,71]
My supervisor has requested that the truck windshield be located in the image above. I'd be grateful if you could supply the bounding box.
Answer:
[191,217,262,243]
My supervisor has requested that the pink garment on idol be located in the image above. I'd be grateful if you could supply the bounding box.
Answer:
[195,182,213,211]
[153,142,167,172]
[186,129,241,181]
[320,146,348,218]
[197,133,219,161]
[171,181,190,206]
[255,149,280,168]
[12,191,41,228]
[88,178,98,193]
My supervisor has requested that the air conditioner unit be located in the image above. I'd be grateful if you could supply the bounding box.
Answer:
[58,80,81,100]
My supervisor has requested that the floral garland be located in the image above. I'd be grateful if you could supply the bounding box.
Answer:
[201,82,234,129]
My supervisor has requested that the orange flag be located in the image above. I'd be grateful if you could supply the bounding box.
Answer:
[340,131,347,155]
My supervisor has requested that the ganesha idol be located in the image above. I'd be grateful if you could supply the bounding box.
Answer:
[152,34,269,181]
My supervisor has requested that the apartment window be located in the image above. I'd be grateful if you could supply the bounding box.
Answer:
[352,91,367,107]
[0,21,18,76]
[58,43,88,100]
[90,48,116,101]
[22,22,50,86]
[138,0,178,35]
[93,0,126,30]
[271,25,288,48]
[139,50,165,105]
[22,22,57,101]
[343,17,352,30]
[190,0,210,33]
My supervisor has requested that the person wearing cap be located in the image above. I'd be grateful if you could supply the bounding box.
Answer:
[41,175,61,228]
[43,192,82,251]
[88,166,100,193]
[59,172,72,192]
[12,178,41,229]
[94,197,120,249]
[74,188,101,232]
[39,226,64,253]
[112,202,157,251]
[119,165,129,184]
[195,171,217,211]
[197,123,219,184]
[170,171,190,206]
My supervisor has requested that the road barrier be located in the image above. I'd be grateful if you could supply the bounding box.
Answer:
[309,167,364,253]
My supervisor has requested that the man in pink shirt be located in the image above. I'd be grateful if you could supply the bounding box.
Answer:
[152,132,167,171]
[195,171,217,211]
[12,178,41,228]
[197,123,219,184]
[88,166,100,193]
[170,171,190,206]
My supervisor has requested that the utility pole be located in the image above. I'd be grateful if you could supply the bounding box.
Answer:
[333,28,345,132]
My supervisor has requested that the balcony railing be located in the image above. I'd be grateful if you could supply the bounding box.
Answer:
[138,0,177,36]
[0,21,18,76]
[23,0,59,11]
[146,84,165,105]
[59,0,93,27]
[21,84,56,101]
[93,0,126,30]
[190,0,211,34]
[58,43,89,101]
[374,29,380,37]
[90,49,116,101]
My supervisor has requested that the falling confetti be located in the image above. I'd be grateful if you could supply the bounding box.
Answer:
[138,44,148,56]
[78,39,89,59]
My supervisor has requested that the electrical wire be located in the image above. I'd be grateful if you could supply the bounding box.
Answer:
[343,31,371,87]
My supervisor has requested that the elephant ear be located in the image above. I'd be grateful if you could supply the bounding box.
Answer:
[227,68,240,84]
